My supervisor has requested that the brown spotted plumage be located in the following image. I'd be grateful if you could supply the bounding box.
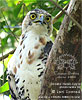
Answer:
[28,51,34,59]
[20,60,23,64]
[18,64,20,68]
[39,37,46,45]
[27,58,35,65]
[19,55,22,59]
[34,44,40,49]
[20,40,23,45]
[13,66,17,74]
[7,9,53,100]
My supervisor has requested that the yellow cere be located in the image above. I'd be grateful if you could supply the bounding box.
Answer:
[39,14,43,18]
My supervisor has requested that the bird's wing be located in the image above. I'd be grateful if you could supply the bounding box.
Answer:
[44,41,53,55]
[41,41,53,64]
[7,56,19,100]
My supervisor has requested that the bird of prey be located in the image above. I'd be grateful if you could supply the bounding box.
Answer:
[7,9,53,100]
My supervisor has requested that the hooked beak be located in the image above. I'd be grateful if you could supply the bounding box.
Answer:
[34,15,44,25]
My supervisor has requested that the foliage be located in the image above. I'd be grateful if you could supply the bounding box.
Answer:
[0,0,69,98]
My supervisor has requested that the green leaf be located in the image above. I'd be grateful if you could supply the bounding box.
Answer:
[24,0,36,3]
[0,82,9,93]
[8,54,13,61]
[63,1,68,4]
[3,54,13,69]
[0,21,5,29]
[13,2,23,18]
[54,22,61,30]
[0,0,8,7]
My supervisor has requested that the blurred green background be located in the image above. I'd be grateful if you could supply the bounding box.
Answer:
[0,0,70,99]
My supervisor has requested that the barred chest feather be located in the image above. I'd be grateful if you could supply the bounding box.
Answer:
[8,30,52,100]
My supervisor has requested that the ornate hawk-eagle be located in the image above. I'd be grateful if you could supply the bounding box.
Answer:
[7,9,53,100]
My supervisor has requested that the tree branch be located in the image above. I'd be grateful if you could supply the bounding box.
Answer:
[3,25,22,28]
[1,11,18,42]
[53,4,68,23]
[0,49,16,61]
[50,0,82,30]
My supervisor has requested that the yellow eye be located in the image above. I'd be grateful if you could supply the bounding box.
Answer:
[46,16,51,22]
[30,13,36,20]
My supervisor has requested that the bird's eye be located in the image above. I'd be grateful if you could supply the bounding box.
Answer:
[30,13,37,20]
[46,16,51,22]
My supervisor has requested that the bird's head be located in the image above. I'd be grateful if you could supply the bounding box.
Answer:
[22,9,53,35]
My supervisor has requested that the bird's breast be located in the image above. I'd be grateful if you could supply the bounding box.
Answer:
[13,33,49,73]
